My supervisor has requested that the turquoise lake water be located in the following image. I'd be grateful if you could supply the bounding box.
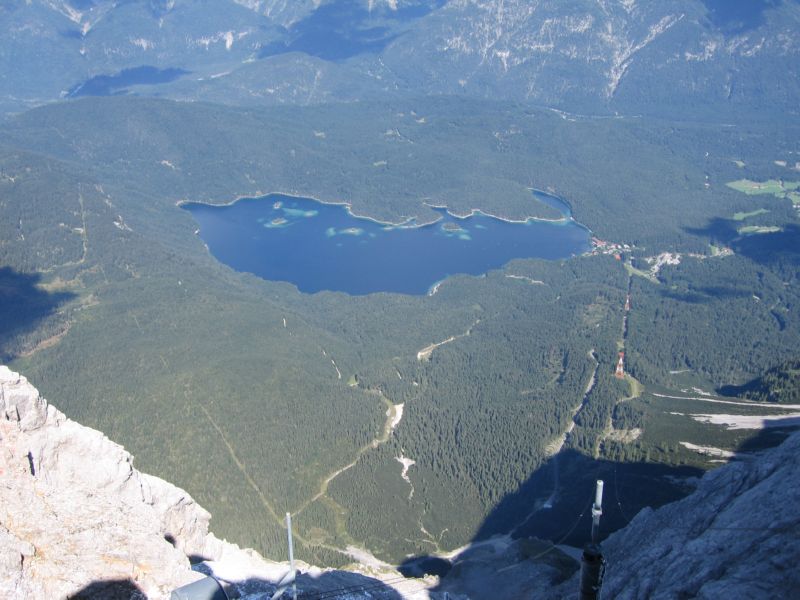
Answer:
[183,191,590,295]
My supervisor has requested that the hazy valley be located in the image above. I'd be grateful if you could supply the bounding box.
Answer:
[1,1,799,597]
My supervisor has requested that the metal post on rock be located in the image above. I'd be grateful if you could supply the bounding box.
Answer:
[591,479,604,544]
[271,514,297,600]
[579,479,606,600]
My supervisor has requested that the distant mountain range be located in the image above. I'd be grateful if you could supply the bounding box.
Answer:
[2,0,798,119]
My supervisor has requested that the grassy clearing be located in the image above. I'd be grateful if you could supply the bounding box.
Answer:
[624,261,658,283]
[727,178,800,201]
[629,389,796,468]
[625,373,644,400]
[737,225,782,235]
[727,178,799,224]
[732,208,769,221]
[726,178,786,195]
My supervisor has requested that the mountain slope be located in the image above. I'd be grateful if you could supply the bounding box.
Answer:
[5,363,798,598]
[0,366,415,599]
[553,429,800,598]
[380,0,800,118]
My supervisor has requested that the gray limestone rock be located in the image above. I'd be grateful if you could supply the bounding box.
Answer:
[553,430,800,599]
[0,366,47,431]
[0,366,208,598]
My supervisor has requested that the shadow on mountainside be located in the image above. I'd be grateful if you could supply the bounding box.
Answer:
[399,449,705,598]
[718,358,800,403]
[736,419,800,453]
[187,560,404,599]
[400,421,800,599]
[67,579,146,600]
[0,266,75,362]
[701,0,784,35]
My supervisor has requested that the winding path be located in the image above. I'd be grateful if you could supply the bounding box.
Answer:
[416,319,481,361]
[544,349,599,457]
[293,389,399,518]
[191,395,283,526]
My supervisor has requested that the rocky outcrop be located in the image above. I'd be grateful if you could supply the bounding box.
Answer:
[0,366,223,599]
[0,366,434,599]
[554,430,800,599]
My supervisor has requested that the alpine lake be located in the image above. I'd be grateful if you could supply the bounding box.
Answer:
[183,191,591,295]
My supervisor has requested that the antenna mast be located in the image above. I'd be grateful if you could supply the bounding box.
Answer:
[271,513,297,600]
[579,479,606,600]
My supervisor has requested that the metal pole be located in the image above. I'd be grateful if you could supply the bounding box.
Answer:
[591,479,604,544]
[579,544,605,600]
[580,479,606,600]
[286,512,297,600]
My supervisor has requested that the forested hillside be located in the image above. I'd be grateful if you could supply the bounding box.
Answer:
[1,0,799,572]
[2,91,799,563]
[721,358,800,404]
[4,96,797,246]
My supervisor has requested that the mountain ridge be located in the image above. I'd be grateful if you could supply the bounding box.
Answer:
[2,1,798,120]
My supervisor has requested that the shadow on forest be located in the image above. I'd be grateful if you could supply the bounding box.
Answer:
[0,266,75,361]
[736,423,798,453]
[686,220,800,267]
[397,424,799,598]
[397,449,707,598]
[717,373,778,399]
[70,438,798,599]
[173,451,702,598]
[716,365,800,400]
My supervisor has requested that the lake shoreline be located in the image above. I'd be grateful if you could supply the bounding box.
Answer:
[178,188,580,230]
[182,189,592,295]
[423,202,569,225]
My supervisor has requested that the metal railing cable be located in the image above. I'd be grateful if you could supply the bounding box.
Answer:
[297,500,594,599]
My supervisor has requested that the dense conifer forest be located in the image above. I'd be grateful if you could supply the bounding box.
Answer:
[2,82,799,565]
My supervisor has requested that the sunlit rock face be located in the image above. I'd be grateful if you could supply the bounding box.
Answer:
[0,366,210,599]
